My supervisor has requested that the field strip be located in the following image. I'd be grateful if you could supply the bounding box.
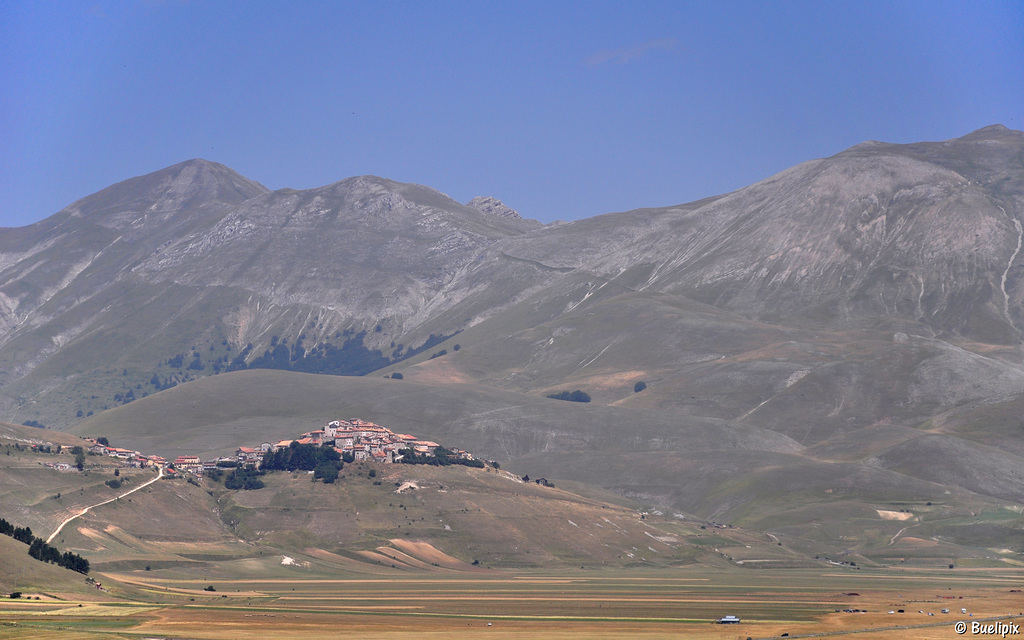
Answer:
[103,576,697,586]
[748,613,1024,639]
[271,596,838,604]
[511,576,712,582]
[820,573,1024,583]
[176,604,717,623]
[0,604,163,617]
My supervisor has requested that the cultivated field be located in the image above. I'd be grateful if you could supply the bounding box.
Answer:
[2,565,1022,639]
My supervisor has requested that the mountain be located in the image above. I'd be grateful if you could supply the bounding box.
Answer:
[465,196,524,220]
[0,163,542,426]
[4,126,1024,560]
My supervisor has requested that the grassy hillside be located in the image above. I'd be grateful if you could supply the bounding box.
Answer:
[0,534,109,599]
[1,423,807,582]
[67,370,1024,565]
[69,368,801,460]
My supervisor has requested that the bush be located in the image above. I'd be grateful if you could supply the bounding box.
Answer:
[634,381,647,393]
[313,461,340,484]
[390,372,403,379]
[224,468,265,490]
[105,479,122,489]
[10,592,22,599]
[546,390,591,403]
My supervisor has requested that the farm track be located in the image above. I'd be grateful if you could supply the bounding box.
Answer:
[46,467,164,544]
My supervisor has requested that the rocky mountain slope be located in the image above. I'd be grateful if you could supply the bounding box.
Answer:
[0,162,541,424]
[3,126,1024,557]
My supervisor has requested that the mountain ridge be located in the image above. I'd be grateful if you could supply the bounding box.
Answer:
[3,126,1024,557]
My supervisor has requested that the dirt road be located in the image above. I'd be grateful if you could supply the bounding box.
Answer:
[46,466,164,543]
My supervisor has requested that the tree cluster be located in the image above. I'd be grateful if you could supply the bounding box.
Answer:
[223,467,265,490]
[399,446,485,468]
[546,390,591,403]
[0,517,89,574]
[71,446,85,471]
[241,331,392,377]
[260,441,343,476]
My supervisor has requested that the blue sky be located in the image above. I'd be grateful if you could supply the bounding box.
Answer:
[2,1,1021,226]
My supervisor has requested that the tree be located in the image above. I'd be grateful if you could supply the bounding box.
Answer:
[96,437,109,446]
[72,446,85,471]
[225,468,265,490]
[314,461,340,484]
[634,381,647,393]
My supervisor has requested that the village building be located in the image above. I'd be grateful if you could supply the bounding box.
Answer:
[236,446,263,466]
[109,447,140,461]
[173,455,202,474]
[414,440,440,456]
[144,417,477,482]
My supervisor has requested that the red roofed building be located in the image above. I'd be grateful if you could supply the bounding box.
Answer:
[173,455,202,473]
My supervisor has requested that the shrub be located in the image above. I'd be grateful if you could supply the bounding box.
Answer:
[546,390,591,403]
[313,461,340,484]
[224,468,265,490]
[634,381,647,393]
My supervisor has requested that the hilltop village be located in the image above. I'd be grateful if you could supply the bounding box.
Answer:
[84,419,475,477]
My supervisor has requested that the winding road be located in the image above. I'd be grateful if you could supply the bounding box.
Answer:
[45,466,164,544]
